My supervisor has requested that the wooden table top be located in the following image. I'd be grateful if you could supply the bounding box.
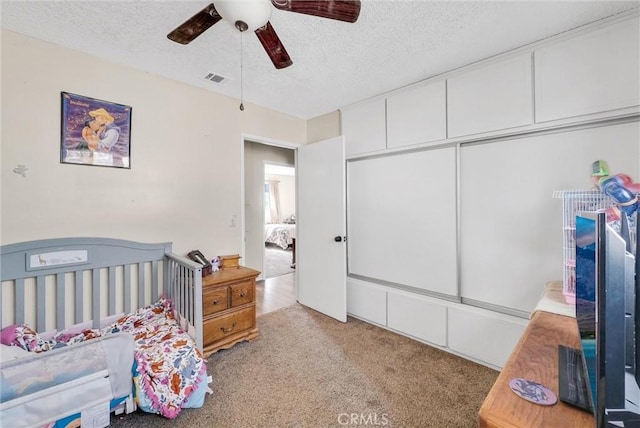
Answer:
[202,265,261,286]
[478,310,595,428]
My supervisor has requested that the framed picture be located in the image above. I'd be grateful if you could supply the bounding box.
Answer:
[60,92,132,168]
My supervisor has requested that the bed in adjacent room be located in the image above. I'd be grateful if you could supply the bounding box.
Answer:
[0,237,209,428]
[264,223,296,250]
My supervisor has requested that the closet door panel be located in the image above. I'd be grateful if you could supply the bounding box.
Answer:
[387,291,447,346]
[347,146,458,297]
[448,53,533,138]
[459,122,639,314]
[341,98,386,157]
[346,278,387,326]
[387,80,446,148]
[448,305,528,369]
[535,17,640,123]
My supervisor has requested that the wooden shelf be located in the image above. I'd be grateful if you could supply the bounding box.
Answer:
[478,311,594,427]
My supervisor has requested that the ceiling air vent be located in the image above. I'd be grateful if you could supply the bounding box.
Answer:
[203,72,230,86]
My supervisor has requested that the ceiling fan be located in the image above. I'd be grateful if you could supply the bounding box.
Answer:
[167,0,361,69]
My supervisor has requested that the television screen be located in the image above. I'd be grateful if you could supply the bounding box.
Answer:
[574,211,640,427]
[575,212,603,414]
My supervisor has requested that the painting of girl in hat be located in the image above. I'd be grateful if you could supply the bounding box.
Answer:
[61,92,132,168]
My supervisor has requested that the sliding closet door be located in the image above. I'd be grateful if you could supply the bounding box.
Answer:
[459,121,640,314]
[347,146,458,298]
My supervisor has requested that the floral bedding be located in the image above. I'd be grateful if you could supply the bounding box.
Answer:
[2,298,207,419]
[264,223,295,249]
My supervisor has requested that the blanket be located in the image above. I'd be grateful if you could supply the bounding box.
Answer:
[6,298,206,419]
[264,223,295,250]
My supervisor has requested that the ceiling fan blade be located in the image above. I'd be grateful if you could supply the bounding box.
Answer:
[271,0,361,23]
[167,3,222,45]
[255,22,293,69]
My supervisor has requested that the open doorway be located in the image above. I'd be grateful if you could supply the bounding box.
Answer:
[263,163,296,279]
[243,139,298,316]
[242,139,296,280]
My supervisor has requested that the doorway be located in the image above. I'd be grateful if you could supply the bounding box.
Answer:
[242,139,297,278]
[263,163,296,279]
[242,138,298,316]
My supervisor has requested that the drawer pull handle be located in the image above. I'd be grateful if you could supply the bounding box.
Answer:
[220,322,237,334]
[212,299,220,305]
[239,291,246,298]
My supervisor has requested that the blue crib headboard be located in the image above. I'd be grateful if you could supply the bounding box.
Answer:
[0,236,204,353]
[1,237,171,332]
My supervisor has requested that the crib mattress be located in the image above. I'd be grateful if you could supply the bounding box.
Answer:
[0,333,134,428]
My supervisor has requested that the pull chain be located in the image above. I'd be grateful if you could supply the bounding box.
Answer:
[239,31,244,111]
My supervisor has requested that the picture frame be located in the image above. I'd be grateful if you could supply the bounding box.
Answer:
[60,92,132,168]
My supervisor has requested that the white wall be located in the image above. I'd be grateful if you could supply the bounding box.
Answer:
[266,173,295,221]
[0,30,307,260]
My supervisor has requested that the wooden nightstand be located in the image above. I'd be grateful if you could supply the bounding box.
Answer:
[201,266,260,357]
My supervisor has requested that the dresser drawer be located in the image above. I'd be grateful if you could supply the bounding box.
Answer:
[204,306,256,344]
[230,280,254,307]
[203,287,229,316]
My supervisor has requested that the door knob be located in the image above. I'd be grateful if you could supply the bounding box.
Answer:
[334,236,346,242]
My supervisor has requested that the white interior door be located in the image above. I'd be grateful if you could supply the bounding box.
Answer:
[296,136,346,322]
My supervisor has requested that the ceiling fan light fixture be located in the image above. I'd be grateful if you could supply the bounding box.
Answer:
[214,0,272,32]
[168,0,362,69]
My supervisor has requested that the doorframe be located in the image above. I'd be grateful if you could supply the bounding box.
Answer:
[239,133,301,275]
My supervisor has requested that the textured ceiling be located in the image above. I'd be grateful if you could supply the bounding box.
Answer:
[2,1,638,119]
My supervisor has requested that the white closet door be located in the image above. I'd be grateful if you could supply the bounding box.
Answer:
[535,16,640,123]
[387,80,446,149]
[347,146,458,297]
[459,122,640,314]
[341,98,386,157]
[447,53,533,138]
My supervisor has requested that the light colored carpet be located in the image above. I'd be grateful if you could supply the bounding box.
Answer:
[110,304,498,428]
[264,244,294,278]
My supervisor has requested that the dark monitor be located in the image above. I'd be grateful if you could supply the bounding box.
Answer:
[574,211,607,426]
[572,211,640,427]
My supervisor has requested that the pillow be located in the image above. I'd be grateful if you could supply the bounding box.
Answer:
[2,325,59,345]
[0,344,30,362]
[0,324,19,346]
[10,324,52,352]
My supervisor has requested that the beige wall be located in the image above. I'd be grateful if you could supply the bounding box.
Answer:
[243,142,294,275]
[307,110,340,143]
[0,30,307,259]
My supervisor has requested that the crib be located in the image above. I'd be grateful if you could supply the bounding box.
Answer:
[0,237,206,427]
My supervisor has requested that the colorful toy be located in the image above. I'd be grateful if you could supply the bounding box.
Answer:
[591,159,610,177]
[591,160,639,216]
